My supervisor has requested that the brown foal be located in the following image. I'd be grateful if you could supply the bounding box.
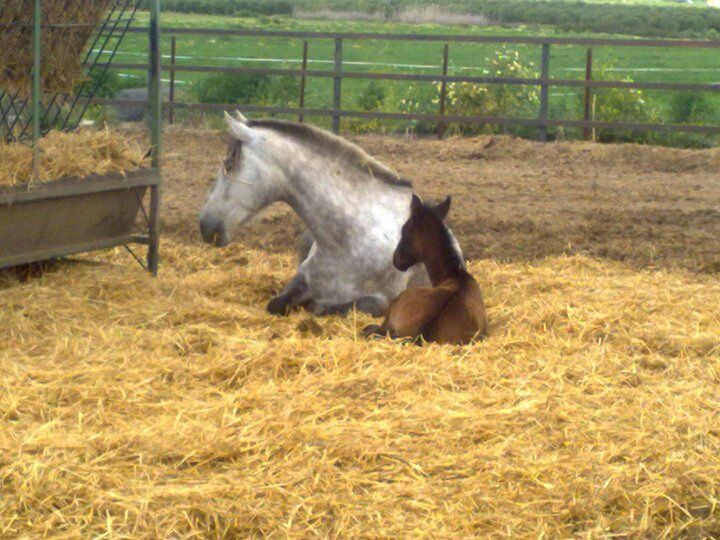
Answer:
[363,194,488,345]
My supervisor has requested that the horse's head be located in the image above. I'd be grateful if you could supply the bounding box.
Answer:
[393,194,451,271]
[199,112,284,247]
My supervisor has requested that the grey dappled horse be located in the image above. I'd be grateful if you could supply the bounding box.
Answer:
[199,112,463,316]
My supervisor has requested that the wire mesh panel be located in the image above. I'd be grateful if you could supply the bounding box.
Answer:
[0,0,142,141]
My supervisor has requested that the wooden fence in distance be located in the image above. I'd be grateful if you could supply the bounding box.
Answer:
[93,27,720,140]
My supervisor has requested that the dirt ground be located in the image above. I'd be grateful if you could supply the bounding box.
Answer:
[154,125,720,273]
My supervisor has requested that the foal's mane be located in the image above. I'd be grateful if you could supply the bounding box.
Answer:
[247,119,413,188]
[439,221,466,270]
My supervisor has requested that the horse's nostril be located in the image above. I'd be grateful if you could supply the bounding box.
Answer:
[200,218,217,244]
[200,217,228,247]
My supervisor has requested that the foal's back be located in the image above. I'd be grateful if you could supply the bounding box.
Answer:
[426,271,487,344]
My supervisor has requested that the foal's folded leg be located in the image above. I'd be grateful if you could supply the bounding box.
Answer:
[362,323,392,339]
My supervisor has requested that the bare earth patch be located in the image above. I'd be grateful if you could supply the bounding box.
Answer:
[156,126,720,273]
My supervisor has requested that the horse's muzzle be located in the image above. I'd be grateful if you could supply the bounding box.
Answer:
[199,217,229,247]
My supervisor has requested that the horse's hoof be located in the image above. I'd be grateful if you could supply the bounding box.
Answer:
[267,296,290,316]
[362,324,383,338]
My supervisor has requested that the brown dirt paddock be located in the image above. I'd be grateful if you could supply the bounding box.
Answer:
[156,125,720,273]
[2,127,719,537]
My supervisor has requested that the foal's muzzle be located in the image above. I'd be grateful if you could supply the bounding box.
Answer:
[199,217,229,247]
[393,247,414,272]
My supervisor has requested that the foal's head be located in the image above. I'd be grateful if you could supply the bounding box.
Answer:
[393,194,452,271]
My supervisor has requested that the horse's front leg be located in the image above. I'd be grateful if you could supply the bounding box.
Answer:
[267,272,309,316]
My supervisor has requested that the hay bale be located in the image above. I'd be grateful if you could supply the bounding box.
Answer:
[0,127,145,185]
[0,0,115,98]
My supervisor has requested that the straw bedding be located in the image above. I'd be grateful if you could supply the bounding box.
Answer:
[0,128,145,186]
[1,240,718,537]
[0,0,115,97]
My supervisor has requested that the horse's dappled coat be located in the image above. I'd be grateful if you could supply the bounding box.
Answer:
[200,113,463,316]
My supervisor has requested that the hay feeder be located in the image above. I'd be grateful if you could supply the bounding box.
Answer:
[0,0,162,273]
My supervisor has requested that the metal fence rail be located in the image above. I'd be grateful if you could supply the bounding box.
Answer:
[100,27,720,139]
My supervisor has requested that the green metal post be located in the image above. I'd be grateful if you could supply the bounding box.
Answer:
[147,0,161,275]
[32,0,42,183]
[149,0,161,168]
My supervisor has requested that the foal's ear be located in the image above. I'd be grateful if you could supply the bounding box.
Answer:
[410,194,423,215]
[432,195,451,221]
[224,111,259,145]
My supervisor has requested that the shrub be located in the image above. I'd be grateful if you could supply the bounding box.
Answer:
[77,67,138,98]
[192,73,271,104]
[356,81,386,112]
[585,64,655,143]
[145,0,293,16]
[345,81,387,133]
[668,91,715,125]
[397,83,437,135]
[192,72,301,108]
[265,75,300,107]
[436,47,539,136]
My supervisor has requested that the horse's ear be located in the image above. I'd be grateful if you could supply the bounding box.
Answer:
[410,194,423,215]
[432,195,451,221]
[234,110,248,123]
[224,111,259,144]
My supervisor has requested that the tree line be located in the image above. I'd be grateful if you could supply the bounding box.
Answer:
[139,0,720,39]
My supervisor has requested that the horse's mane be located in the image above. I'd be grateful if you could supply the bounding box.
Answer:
[247,119,413,189]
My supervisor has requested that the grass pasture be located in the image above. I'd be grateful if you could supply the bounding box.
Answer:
[103,12,720,139]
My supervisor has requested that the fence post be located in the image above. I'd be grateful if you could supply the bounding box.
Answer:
[538,43,550,142]
[333,38,343,134]
[169,36,176,124]
[583,47,593,141]
[298,41,308,123]
[437,43,449,140]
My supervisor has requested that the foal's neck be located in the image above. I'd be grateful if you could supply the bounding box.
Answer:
[421,225,464,286]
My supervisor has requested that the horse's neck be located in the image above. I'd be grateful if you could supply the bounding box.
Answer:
[285,176,355,249]
[421,227,464,285]
[282,150,406,251]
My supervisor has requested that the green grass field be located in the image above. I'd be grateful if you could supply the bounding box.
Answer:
[102,11,720,140]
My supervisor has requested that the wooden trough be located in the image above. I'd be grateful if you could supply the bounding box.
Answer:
[0,0,162,273]
[0,169,159,270]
